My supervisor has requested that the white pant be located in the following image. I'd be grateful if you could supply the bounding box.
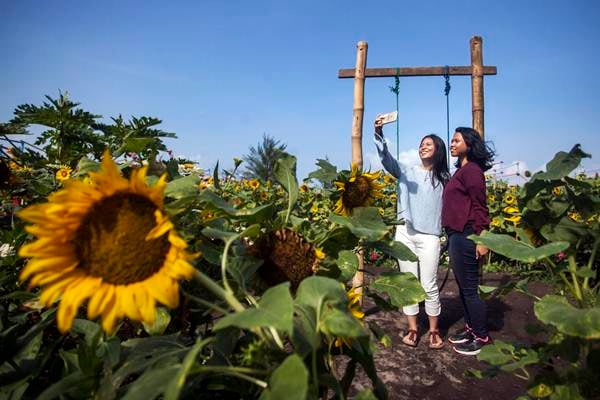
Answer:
[395,224,441,316]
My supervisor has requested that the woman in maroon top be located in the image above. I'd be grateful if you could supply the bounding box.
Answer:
[442,127,495,356]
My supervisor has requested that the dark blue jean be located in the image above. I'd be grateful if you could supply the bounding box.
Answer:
[448,226,488,338]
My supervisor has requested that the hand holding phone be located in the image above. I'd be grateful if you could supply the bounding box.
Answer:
[376,111,398,125]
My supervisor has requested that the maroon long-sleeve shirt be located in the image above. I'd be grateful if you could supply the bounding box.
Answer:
[442,161,490,235]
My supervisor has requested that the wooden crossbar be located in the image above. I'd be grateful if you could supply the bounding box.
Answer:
[338,65,497,78]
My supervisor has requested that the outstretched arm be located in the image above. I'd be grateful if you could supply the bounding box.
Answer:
[374,117,403,178]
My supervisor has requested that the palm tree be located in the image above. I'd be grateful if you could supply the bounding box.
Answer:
[242,134,287,181]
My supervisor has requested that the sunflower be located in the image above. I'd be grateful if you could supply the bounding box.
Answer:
[523,227,544,246]
[490,217,501,228]
[250,228,321,289]
[56,165,72,181]
[310,203,319,214]
[383,174,395,184]
[300,184,309,193]
[503,206,520,215]
[334,287,364,348]
[488,194,496,203]
[568,210,583,223]
[504,215,521,225]
[334,164,385,216]
[18,152,196,333]
[552,186,563,197]
[247,179,260,190]
[503,194,517,205]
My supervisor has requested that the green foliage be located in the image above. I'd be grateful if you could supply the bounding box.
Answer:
[243,134,287,181]
[0,93,430,400]
[471,145,600,400]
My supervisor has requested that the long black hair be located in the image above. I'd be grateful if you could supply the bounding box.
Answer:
[420,134,450,187]
[454,127,495,171]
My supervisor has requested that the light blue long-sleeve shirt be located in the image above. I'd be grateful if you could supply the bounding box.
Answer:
[375,134,443,236]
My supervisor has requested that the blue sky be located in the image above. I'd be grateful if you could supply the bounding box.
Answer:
[1,1,599,181]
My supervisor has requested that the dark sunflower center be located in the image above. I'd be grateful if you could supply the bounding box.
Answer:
[343,176,371,208]
[73,192,170,284]
[257,229,317,288]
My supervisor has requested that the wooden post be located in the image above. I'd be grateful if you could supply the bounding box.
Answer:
[351,41,367,301]
[470,36,485,138]
[351,41,367,168]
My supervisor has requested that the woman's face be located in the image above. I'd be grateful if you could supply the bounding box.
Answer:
[450,132,468,158]
[419,137,436,161]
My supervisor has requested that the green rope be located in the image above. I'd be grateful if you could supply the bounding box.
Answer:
[444,66,451,168]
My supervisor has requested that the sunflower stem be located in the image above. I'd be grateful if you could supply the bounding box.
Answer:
[221,239,235,297]
[188,366,268,388]
[184,290,229,314]
[192,269,245,312]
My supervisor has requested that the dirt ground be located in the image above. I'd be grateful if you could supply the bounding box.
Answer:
[342,266,551,400]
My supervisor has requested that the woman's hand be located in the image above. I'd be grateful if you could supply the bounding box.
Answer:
[374,117,384,140]
[475,244,489,259]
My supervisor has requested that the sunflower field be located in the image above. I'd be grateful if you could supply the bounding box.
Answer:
[1,93,599,400]
[0,94,422,400]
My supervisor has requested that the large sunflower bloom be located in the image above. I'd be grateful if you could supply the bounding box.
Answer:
[18,152,196,333]
[334,164,385,216]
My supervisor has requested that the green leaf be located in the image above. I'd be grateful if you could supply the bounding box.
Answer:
[478,285,497,299]
[73,157,99,176]
[37,372,94,400]
[523,145,590,200]
[320,306,366,338]
[123,137,155,153]
[227,255,263,292]
[354,389,378,400]
[0,378,29,400]
[534,295,600,339]
[549,384,584,400]
[164,338,212,400]
[165,174,200,199]
[371,271,426,308]
[201,226,239,243]
[214,283,294,333]
[536,145,590,181]
[307,159,337,187]
[540,216,592,244]
[198,190,273,222]
[295,276,347,311]
[371,271,427,307]
[96,336,121,368]
[500,348,539,372]
[212,160,220,190]
[273,153,299,224]
[575,267,596,279]
[367,239,418,262]
[477,341,515,365]
[71,319,101,348]
[527,382,554,399]
[336,250,359,282]
[468,231,569,263]
[291,304,320,355]
[122,364,180,400]
[329,207,389,241]
[259,355,308,400]
[142,307,172,336]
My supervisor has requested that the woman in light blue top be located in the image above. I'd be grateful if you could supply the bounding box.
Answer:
[374,117,450,349]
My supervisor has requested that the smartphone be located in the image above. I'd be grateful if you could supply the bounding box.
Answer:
[376,111,398,125]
